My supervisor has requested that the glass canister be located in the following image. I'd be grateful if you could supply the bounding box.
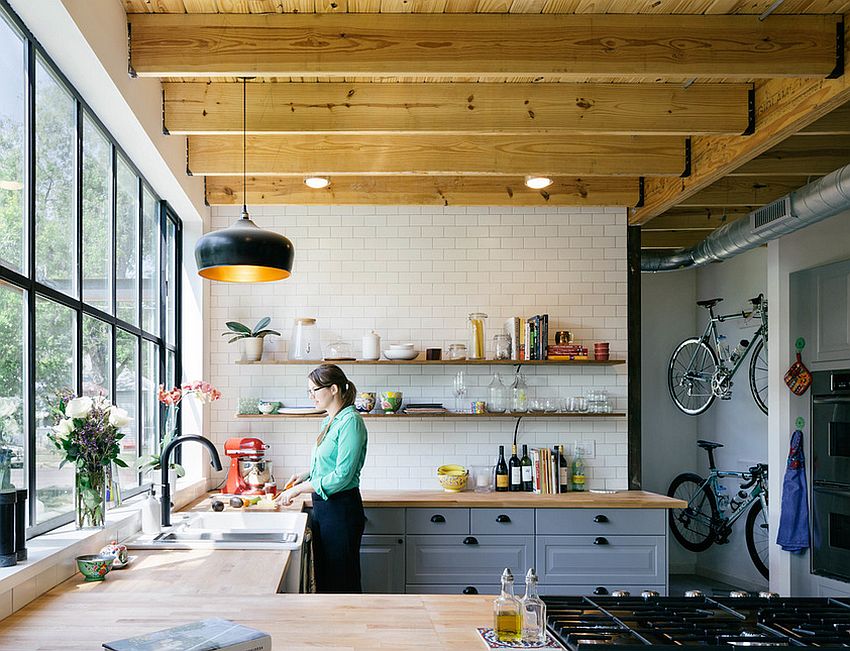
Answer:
[468,312,488,360]
[289,317,322,360]
[486,372,508,413]
[510,371,529,412]
[493,333,511,360]
[447,343,467,360]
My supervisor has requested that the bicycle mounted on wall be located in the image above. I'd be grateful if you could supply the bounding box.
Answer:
[667,294,768,416]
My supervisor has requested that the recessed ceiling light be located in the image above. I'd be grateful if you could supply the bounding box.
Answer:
[304,176,330,189]
[525,176,553,190]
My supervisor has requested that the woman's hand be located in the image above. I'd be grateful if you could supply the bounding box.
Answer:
[274,485,301,507]
[284,473,302,490]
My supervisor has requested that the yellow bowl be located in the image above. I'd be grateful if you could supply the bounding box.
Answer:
[437,466,468,492]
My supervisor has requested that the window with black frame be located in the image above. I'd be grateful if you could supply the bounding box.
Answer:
[0,3,181,537]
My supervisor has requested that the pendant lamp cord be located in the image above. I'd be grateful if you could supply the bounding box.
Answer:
[242,77,247,218]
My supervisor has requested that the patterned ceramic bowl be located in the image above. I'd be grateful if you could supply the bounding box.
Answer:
[436,465,469,492]
[354,392,376,413]
[99,540,129,566]
[378,391,403,413]
[76,554,114,581]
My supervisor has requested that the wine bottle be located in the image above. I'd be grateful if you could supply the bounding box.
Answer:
[495,445,509,492]
[509,444,522,492]
[558,445,569,492]
[521,444,533,491]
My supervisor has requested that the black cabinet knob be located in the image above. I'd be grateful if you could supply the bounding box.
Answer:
[463,536,479,545]
[463,586,479,594]
[397,538,404,544]
[594,536,609,545]
[593,514,609,523]
[593,586,609,595]
[496,514,511,523]
[430,514,446,523]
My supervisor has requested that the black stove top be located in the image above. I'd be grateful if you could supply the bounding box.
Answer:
[543,596,850,649]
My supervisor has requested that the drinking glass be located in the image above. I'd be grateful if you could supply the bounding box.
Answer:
[472,465,494,493]
[453,371,467,412]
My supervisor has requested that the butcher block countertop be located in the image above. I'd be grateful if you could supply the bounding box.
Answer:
[308,488,686,509]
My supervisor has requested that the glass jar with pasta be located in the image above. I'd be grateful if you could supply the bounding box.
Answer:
[467,312,488,360]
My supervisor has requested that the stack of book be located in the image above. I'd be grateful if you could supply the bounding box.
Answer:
[529,447,567,494]
[547,344,588,361]
[503,314,550,361]
[402,403,448,414]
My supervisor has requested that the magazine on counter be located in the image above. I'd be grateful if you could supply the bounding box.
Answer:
[103,618,271,651]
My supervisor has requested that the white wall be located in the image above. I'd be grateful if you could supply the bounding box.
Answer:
[641,268,698,572]
[768,207,850,596]
[207,205,629,491]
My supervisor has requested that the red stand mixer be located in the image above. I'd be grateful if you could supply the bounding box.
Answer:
[223,437,276,495]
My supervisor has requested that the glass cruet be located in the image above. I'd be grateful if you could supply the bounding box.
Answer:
[520,568,547,644]
[493,568,521,643]
[510,370,528,412]
[487,372,508,413]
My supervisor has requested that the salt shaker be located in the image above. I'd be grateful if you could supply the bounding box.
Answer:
[362,330,381,360]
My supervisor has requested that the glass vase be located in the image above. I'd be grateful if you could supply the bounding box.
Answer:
[75,466,107,529]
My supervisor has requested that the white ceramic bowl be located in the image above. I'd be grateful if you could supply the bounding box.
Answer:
[389,343,415,350]
[383,349,419,361]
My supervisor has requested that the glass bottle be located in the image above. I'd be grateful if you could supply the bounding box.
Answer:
[289,317,322,360]
[571,443,586,492]
[486,372,507,413]
[520,568,547,644]
[493,568,521,643]
[521,444,533,492]
[509,444,522,492]
[495,446,509,492]
[493,333,511,360]
[558,445,570,493]
[510,371,529,412]
[468,312,488,360]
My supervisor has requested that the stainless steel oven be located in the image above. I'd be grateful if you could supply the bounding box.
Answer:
[811,369,850,581]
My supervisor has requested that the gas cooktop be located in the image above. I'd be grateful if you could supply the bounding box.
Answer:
[543,596,850,649]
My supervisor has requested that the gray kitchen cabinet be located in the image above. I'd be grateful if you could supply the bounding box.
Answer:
[536,508,665,536]
[406,534,534,585]
[360,534,405,594]
[405,583,501,595]
[471,508,534,535]
[537,583,667,597]
[406,508,470,535]
[364,508,405,535]
[792,258,850,364]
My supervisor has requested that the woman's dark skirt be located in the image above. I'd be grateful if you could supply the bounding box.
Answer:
[310,487,366,593]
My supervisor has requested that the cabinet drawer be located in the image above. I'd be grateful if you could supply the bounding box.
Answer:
[536,509,665,536]
[407,534,533,584]
[471,509,534,535]
[405,584,500,595]
[406,508,470,535]
[538,584,667,597]
[364,508,405,535]
[536,535,666,585]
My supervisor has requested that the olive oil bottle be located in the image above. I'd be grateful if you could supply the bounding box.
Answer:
[493,568,521,643]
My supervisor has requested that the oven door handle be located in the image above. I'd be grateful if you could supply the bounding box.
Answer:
[814,484,850,497]
[812,396,850,404]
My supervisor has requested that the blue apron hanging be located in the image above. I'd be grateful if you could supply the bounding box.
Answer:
[776,429,810,553]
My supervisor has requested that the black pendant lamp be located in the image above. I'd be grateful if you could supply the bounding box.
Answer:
[194,78,294,282]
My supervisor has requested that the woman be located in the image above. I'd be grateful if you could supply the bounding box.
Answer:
[275,364,368,593]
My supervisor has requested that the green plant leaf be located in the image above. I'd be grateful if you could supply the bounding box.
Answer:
[172,463,186,477]
[114,458,129,468]
[225,321,251,334]
[252,316,271,335]
[253,329,281,338]
[227,335,246,344]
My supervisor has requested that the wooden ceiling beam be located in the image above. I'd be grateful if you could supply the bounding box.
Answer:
[798,103,850,135]
[640,230,715,249]
[630,20,850,224]
[188,134,686,176]
[641,209,750,230]
[163,82,751,136]
[730,135,850,176]
[675,176,811,207]
[128,14,839,79]
[205,175,641,206]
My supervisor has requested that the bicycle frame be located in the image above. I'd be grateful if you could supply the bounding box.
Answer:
[699,305,766,377]
[687,469,768,530]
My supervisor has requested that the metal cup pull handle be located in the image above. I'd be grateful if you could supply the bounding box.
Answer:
[593,586,609,595]
[496,514,511,523]
[430,514,446,523]
[594,536,609,545]
[463,536,479,545]
[463,586,479,594]
[593,514,609,523]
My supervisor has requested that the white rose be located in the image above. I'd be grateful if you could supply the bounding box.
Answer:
[53,418,75,436]
[108,407,131,428]
[0,398,17,419]
[65,396,93,419]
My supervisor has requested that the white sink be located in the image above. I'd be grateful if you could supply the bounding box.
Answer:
[128,510,307,551]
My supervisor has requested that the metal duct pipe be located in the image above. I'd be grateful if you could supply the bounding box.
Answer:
[640,162,850,272]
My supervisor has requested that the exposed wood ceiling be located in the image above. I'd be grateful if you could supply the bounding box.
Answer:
[122,0,850,250]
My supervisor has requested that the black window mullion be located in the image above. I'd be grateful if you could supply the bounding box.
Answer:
[111,143,117,318]
[75,99,83,396]
[25,35,36,530]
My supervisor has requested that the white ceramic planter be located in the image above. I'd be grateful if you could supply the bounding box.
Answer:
[241,337,264,362]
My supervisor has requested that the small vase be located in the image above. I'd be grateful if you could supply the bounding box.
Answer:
[75,466,107,529]
[241,337,264,362]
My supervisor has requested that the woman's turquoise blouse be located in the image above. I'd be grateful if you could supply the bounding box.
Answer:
[308,405,368,500]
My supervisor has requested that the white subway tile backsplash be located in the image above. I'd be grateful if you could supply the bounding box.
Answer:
[207,206,629,490]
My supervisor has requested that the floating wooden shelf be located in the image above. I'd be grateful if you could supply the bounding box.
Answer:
[236,411,625,420]
[236,358,624,366]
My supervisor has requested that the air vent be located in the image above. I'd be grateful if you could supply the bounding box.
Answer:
[751,196,793,231]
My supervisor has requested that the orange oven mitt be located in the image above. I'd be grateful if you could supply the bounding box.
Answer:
[784,337,812,396]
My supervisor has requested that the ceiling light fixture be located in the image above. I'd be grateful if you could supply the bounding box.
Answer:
[304,176,330,189]
[194,78,294,282]
[525,176,553,190]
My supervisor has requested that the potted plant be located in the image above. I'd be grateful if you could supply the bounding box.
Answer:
[223,317,280,362]
[136,382,222,490]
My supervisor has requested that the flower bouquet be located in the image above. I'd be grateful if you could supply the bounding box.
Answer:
[48,395,131,529]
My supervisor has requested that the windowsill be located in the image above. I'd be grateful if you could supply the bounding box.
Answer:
[0,477,209,600]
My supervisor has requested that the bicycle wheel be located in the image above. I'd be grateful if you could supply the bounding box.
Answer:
[667,473,718,552]
[748,338,768,415]
[668,338,718,415]
[745,499,770,580]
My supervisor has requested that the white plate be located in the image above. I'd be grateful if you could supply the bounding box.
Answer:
[278,407,326,415]
[383,349,419,360]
